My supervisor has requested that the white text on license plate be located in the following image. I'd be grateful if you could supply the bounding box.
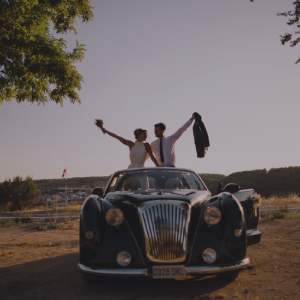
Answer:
[149,265,186,279]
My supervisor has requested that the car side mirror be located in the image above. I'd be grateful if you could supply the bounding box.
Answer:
[91,187,104,197]
[223,183,240,194]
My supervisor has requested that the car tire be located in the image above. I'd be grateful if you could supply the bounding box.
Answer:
[217,270,240,280]
[82,273,100,284]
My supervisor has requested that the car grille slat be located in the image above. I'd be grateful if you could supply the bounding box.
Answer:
[139,201,190,263]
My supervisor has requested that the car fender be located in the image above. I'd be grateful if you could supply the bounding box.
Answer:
[80,195,145,267]
[188,192,246,265]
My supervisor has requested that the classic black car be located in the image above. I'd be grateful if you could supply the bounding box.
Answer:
[78,167,261,282]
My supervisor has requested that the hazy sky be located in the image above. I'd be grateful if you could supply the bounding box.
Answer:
[0,0,299,182]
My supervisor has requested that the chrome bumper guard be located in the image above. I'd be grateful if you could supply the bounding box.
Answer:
[77,258,250,277]
[246,229,262,246]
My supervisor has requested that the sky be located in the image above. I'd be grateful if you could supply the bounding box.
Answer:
[0,0,299,182]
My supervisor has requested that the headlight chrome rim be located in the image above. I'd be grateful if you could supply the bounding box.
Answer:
[204,206,221,225]
[202,248,217,264]
[105,208,124,226]
[117,251,131,267]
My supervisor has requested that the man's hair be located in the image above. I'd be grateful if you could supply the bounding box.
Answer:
[154,123,166,130]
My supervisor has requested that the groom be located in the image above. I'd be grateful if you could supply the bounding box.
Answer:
[151,114,195,167]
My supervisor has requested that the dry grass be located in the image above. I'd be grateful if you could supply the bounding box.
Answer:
[0,251,18,257]
[58,205,82,211]
[195,293,227,300]
[284,211,300,219]
[19,241,64,248]
[19,241,49,248]
[262,193,300,204]
[214,293,227,299]
[261,210,300,222]
[8,204,82,213]
[195,295,213,300]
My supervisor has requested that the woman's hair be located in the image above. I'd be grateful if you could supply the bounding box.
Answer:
[134,128,147,139]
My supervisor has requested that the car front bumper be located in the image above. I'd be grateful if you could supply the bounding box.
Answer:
[77,257,250,277]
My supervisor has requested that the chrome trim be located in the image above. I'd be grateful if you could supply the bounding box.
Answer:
[77,263,148,276]
[246,229,261,236]
[78,258,250,277]
[186,258,250,275]
[139,200,191,263]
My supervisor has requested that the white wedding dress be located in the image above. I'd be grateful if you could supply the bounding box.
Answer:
[128,141,149,169]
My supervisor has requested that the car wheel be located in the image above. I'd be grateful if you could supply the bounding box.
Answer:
[82,273,100,284]
[217,270,240,280]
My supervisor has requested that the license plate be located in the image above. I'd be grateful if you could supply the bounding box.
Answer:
[148,265,186,279]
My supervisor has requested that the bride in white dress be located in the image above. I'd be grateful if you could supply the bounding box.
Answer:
[100,126,159,169]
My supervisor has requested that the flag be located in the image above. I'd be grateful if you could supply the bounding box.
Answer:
[61,168,67,182]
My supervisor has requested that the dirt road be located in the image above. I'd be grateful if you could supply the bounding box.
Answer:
[0,219,300,300]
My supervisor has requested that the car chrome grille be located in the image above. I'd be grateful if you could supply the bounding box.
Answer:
[139,200,190,263]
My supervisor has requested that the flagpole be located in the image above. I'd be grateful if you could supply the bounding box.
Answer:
[65,168,67,206]
[62,168,68,206]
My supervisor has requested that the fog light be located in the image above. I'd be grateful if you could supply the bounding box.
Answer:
[117,251,131,267]
[202,248,217,264]
[234,229,242,237]
[85,231,94,239]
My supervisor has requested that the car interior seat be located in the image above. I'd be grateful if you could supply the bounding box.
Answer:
[124,178,141,191]
[165,178,182,189]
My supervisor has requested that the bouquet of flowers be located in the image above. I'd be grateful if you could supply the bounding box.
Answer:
[95,119,105,133]
[247,193,262,218]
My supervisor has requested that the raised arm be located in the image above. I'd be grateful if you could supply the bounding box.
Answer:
[170,114,195,143]
[144,143,159,167]
[102,128,134,148]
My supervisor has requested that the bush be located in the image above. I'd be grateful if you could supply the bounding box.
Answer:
[271,204,289,219]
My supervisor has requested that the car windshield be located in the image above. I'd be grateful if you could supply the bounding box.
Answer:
[107,169,206,192]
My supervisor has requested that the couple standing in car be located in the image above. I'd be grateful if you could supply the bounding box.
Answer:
[96,112,209,169]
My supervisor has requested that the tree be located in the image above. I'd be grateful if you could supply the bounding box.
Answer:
[0,0,94,106]
[0,175,40,211]
[250,0,300,63]
[277,1,300,63]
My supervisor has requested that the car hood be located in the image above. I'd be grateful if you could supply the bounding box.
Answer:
[105,189,211,207]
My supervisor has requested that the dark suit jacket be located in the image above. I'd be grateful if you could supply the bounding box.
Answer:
[193,112,210,158]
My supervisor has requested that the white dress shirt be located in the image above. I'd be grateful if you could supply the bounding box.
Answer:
[151,119,192,167]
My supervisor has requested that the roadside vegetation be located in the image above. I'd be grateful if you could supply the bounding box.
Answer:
[261,193,300,204]
[0,217,79,230]
[260,204,300,222]
[0,176,41,212]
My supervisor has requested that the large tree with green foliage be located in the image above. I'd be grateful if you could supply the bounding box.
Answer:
[0,176,40,211]
[0,0,93,106]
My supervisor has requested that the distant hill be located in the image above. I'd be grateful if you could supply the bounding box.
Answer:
[198,173,226,187]
[205,166,300,197]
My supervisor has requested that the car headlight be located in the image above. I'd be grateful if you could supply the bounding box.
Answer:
[204,206,221,225]
[117,251,131,266]
[105,208,124,226]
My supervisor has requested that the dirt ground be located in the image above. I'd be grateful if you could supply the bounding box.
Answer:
[0,219,299,300]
